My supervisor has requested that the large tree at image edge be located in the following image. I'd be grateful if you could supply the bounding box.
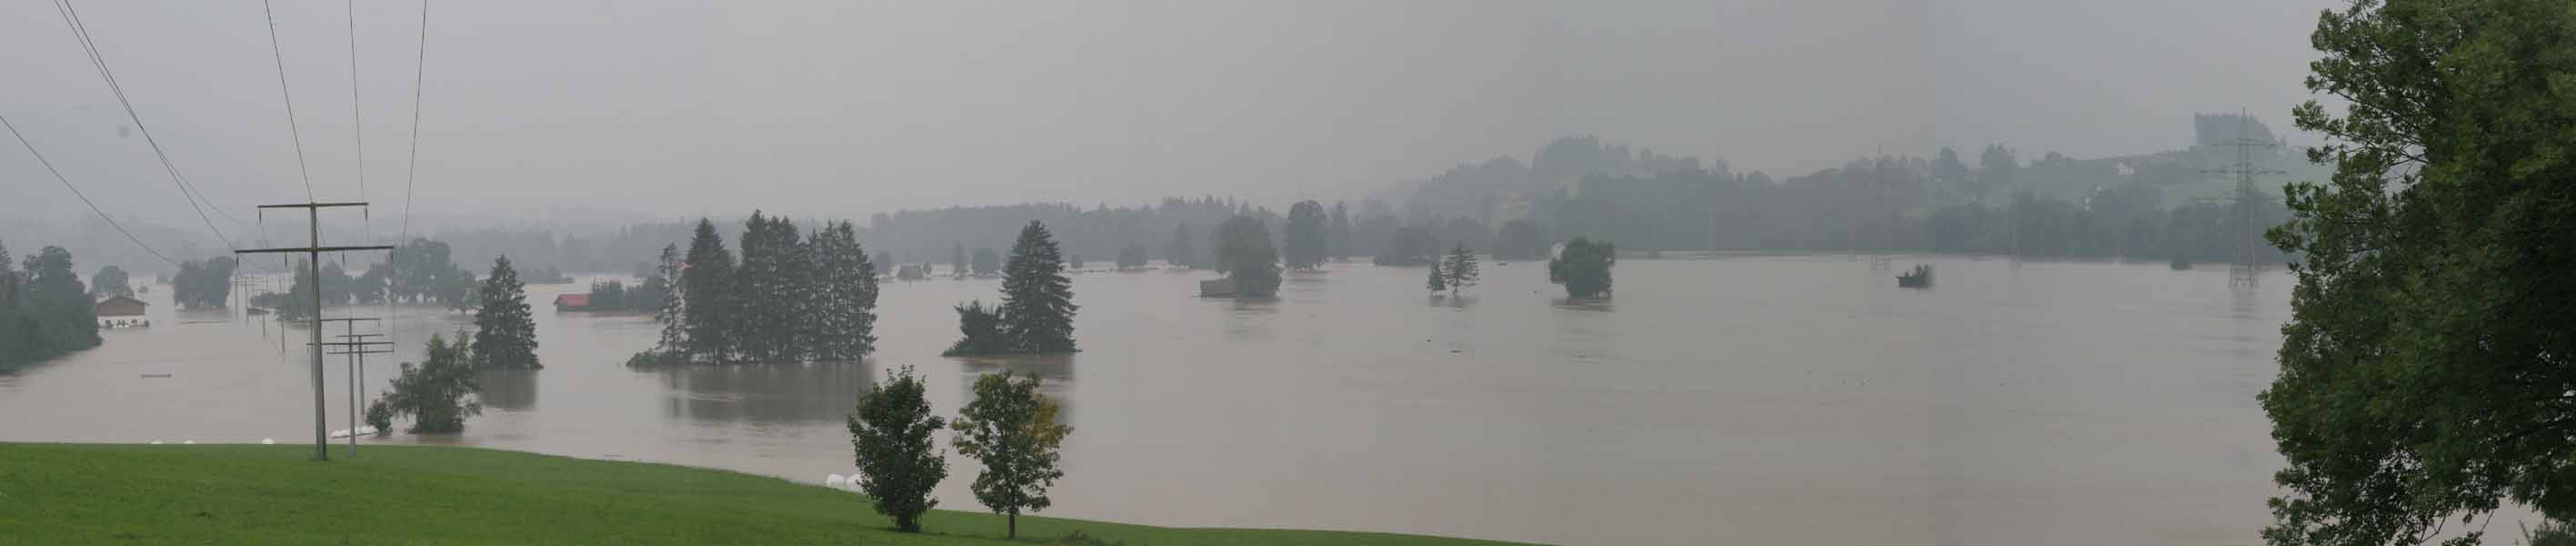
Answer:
[2259,2,2576,545]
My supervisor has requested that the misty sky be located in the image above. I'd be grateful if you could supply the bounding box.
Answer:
[5,0,2333,236]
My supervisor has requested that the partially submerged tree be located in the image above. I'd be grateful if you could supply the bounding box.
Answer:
[473,257,540,369]
[1214,215,1281,297]
[367,331,482,433]
[847,365,947,532]
[943,300,1008,356]
[2259,2,2576,545]
[997,221,1077,353]
[1115,243,1148,270]
[1283,200,1328,270]
[1164,225,1198,269]
[1441,244,1479,295]
[87,265,131,298]
[1549,238,1615,298]
[951,371,1070,540]
[1426,260,1445,294]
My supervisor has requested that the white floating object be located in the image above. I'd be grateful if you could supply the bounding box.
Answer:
[150,440,164,445]
[261,438,276,445]
[825,474,846,488]
[182,440,195,445]
[327,427,378,439]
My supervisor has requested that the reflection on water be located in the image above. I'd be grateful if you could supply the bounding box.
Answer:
[477,369,540,412]
[0,258,2319,545]
[658,361,874,424]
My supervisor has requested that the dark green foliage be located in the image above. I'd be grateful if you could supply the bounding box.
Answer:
[681,219,737,362]
[847,365,947,532]
[1494,220,1548,261]
[1440,244,1478,295]
[1549,238,1614,298]
[2259,2,2576,545]
[951,371,1070,540]
[732,212,810,362]
[0,244,101,369]
[810,221,879,362]
[367,331,483,433]
[971,248,1000,277]
[88,265,131,298]
[386,238,466,305]
[1283,200,1328,270]
[943,301,1007,357]
[1115,243,1148,270]
[2531,521,2576,546]
[1373,226,1437,266]
[652,244,687,354]
[998,221,1077,354]
[1213,215,1280,297]
[1426,260,1444,293]
[472,257,540,369]
[1164,225,1198,268]
[171,257,238,308]
[587,280,628,309]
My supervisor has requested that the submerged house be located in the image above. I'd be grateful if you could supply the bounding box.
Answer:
[1198,278,1238,298]
[95,295,148,328]
[553,293,593,311]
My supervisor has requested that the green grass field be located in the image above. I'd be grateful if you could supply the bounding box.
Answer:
[0,443,1528,545]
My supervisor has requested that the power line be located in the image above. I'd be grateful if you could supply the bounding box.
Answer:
[346,0,369,242]
[2,115,178,268]
[261,0,316,202]
[399,0,429,242]
[52,0,237,250]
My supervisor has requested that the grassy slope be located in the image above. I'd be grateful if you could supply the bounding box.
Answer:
[0,443,1527,545]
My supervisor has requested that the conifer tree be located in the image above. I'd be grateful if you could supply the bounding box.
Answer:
[811,221,879,361]
[950,243,968,278]
[653,243,687,353]
[1441,244,1479,295]
[998,221,1077,353]
[1165,225,1198,269]
[1427,259,1445,293]
[681,218,737,361]
[472,256,540,369]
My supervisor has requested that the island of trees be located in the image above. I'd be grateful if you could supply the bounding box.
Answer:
[631,213,880,365]
[946,221,1076,356]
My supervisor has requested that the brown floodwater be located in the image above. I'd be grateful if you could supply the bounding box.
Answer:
[4,256,2304,544]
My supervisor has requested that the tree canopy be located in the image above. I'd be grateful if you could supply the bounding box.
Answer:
[0,243,100,369]
[847,365,947,533]
[1549,238,1615,298]
[367,331,483,433]
[997,221,1077,354]
[1213,215,1281,297]
[950,371,1070,540]
[2260,2,2576,545]
[472,257,540,369]
[1283,200,1328,270]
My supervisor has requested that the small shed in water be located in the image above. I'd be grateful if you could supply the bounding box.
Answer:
[1198,278,1237,298]
[95,295,148,328]
[554,293,592,311]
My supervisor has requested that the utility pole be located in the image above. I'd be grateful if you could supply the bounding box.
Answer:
[322,317,386,457]
[236,202,393,461]
[2200,109,2280,288]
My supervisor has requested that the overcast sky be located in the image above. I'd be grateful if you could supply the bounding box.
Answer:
[3,0,2333,236]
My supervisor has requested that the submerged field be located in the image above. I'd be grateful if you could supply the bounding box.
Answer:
[0,443,1522,545]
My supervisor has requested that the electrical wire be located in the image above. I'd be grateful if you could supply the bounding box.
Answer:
[261,0,316,202]
[2,115,178,268]
[399,0,428,243]
[53,0,237,250]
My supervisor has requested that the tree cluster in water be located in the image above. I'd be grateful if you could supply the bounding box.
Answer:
[637,212,878,365]
[0,240,101,369]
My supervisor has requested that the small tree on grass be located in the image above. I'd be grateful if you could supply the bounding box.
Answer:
[1441,244,1478,295]
[367,331,482,433]
[951,371,1070,540]
[1549,238,1616,298]
[847,365,947,532]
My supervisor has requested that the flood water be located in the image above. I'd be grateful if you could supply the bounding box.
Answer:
[3,255,2298,545]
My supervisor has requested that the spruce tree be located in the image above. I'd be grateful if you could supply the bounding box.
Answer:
[950,243,968,278]
[1213,215,1281,297]
[681,218,736,362]
[998,221,1077,353]
[1442,244,1479,295]
[653,243,687,354]
[1165,225,1197,269]
[472,256,540,369]
[1427,259,1445,293]
[811,221,878,361]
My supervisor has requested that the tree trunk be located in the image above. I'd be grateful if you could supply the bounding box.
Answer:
[1007,509,1017,539]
